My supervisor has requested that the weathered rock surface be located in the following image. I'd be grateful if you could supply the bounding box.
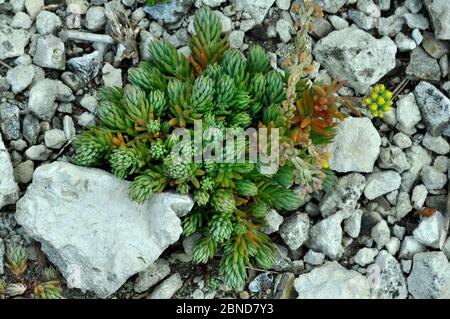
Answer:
[0,133,19,210]
[15,162,194,298]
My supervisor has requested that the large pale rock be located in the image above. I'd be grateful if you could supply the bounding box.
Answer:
[407,252,450,298]
[328,117,381,173]
[364,171,401,200]
[235,0,276,25]
[15,162,194,298]
[0,133,19,209]
[425,0,450,40]
[294,261,371,299]
[313,26,397,94]
[0,16,32,59]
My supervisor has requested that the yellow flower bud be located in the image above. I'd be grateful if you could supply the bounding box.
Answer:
[374,85,381,93]
[383,105,391,112]
[323,161,329,169]
[363,98,372,106]
[370,103,378,111]
[379,84,385,91]
[377,97,386,105]
[370,92,378,100]
[378,112,385,118]
[384,91,393,99]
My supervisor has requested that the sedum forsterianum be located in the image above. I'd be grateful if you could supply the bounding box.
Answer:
[73,5,342,289]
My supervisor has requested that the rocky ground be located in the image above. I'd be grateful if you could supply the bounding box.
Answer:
[0,0,450,299]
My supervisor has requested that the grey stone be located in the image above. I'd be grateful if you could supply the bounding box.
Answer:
[424,0,450,40]
[372,220,390,249]
[275,0,290,10]
[421,166,447,191]
[304,250,325,266]
[22,114,40,145]
[328,117,381,173]
[15,162,193,297]
[147,273,183,299]
[393,132,413,149]
[412,185,428,209]
[28,79,58,121]
[313,26,397,94]
[5,64,35,94]
[307,210,350,260]
[25,0,43,19]
[24,145,52,161]
[11,12,32,29]
[407,252,450,298]
[0,133,20,209]
[276,19,292,43]
[354,247,378,266]
[229,30,245,49]
[393,225,406,240]
[0,103,21,140]
[414,81,450,137]
[422,133,450,155]
[77,112,96,128]
[144,0,195,25]
[386,237,401,256]
[422,32,449,59]
[102,63,123,87]
[36,10,62,35]
[261,209,284,235]
[397,93,422,135]
[0,239,3,275]
[344,209,363,238]
[134,259,171,293]
[379,146,411,174]
[235,0,276,24]
[348,10,378,31]
[279,213,310,250]
[378,15,404,37]
[401,146,432,192]
[395,32,417,52]
[405,0,423,13]
[202,0,226,7]
[67,51,103,83]
[63,116,76,141]
[33,35,66,70]
[406,47,441,82]
[413,211,445,248]
[85,6,106,31]
[371,250,407,299]
[80,94,98,114]
[328,15,349,30]
[14,160,34,184]
[399,236,426,259]
[364,171,401,200]
[294,261,371,299]
[61,72,83,91]
[396,192,413,220]
[0,22,32,59]
[412,28,423,44]
[404,13,430,30]
[320,173,366,217]
[44,129,67,149]
[434,156,448,172]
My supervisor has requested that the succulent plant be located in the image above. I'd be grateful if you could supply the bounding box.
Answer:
[363,84,394,118]
[73,6,342,288]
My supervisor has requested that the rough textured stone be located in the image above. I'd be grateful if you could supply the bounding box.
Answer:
[0,103,21,140]
[407,252,450,298]
[5,64,35,94]
[399,236,426,260]
[134,259,171,293]
[354,247,378,266]
[67,51,103,83]
[320,173,366,217]
[33,35,66,70]
[0,19,32,59]
[144,0,195,25]
[425,0,450,40]
[147,273,183,299]
[235,0,276,25]
[406,47,441,81]
[307,210,350,260]
[413,211,445,248]
[414,81,450,137]
[294,262,371,299]
[364,171,401,200]
[328,117,381,173]
[396,93,421,135]
[15,162,194,297]
[313,26,397,94]
[28,79,58,121]
[371,250,408,299]
[0,133,20,209]
[279,213,310,250]
[261,209,284,235]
